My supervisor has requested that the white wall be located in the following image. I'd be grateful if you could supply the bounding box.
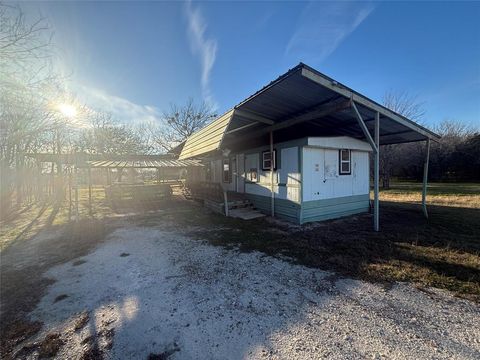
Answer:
[302,147,370,202]
[244,146,300,202]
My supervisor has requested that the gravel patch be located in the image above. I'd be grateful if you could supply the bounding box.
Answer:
[24,226,480,359]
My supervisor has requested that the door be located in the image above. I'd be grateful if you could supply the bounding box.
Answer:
[237,154,245,193]
[231,157,237,191]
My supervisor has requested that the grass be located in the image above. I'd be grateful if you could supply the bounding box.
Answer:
[378,181,480,208]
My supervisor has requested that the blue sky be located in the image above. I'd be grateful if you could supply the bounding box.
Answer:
[28,1,479,128]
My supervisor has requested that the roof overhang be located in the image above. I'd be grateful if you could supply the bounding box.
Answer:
[179,63,440,159]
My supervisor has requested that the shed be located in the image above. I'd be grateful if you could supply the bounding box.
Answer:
[179,63,440,230]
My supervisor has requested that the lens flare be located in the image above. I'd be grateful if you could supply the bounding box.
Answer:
[58,103,77,118]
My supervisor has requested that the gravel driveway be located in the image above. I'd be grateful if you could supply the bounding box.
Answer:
[25,226,480,359]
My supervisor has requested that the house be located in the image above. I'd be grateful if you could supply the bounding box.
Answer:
[178,63,440,230]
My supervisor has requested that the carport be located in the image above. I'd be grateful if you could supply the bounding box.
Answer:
[26,153,202,218]
[179,63,441,231]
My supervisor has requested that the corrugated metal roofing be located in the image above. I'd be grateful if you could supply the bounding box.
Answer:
[86,159,203,168]
[179,63,440,159]
[178,110,234,160]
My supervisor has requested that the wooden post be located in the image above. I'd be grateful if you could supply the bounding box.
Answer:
[270,130,275,217]
[374,112,380,232]
[68,169,72,221]
[75,166,79,221]
[223,190,229,217]
[422,139,430,218]
[88,167,92,215]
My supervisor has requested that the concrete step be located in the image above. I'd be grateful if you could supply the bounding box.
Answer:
[228,208,266,220]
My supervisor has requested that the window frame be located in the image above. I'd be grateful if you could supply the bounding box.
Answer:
[262,150,277,171]
[339,149,351,175]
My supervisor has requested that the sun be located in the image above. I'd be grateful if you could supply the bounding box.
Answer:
[58,103,78,118]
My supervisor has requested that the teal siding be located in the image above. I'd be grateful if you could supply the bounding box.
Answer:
[301,194,370,224]
[245,193,301,223]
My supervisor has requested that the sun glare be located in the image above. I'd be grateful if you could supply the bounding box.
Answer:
[58,103,78,118]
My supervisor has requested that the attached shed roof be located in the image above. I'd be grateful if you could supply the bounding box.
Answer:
[179,63,440,159]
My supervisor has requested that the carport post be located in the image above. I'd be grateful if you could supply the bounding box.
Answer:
[374,112,380,232]
[270,130,275,217]
[75,166,79,221]
[88,167,92,215]
[422,138,431,218]
[352,101,380,231]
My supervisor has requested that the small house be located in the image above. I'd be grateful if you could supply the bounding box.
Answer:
[179,63,440,230]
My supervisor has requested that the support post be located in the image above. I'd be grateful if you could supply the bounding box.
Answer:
[374,112,380,232]
[270,130,275,217]
[422,138,430,218]
[75,166,79,221]
[223,190,229,217]
[351,101,378,153]
[68,169,72,221]
[88,167,92,216]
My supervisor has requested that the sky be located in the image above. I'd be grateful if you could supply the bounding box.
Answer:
[25,1,480,129]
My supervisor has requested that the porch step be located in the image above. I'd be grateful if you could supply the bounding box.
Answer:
[227,199,253,210]
[228,208,266,220]
[182,187,193,200]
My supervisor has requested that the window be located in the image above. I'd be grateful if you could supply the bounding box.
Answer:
[262,150,276,170]
[223,159,231,183]
[339,149,351,175]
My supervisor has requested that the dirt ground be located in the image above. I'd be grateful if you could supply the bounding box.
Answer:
[1,198,479,359]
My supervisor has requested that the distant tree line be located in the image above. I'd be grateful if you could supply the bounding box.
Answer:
[379,91,479,186]
[379,121,479,187]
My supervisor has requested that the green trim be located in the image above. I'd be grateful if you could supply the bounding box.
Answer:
[301,194,369,223]
[244,193,301,223]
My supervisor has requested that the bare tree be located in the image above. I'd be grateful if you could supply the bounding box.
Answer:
[380,90,426,188]
[76,111,152,155]
[150,98,216,152]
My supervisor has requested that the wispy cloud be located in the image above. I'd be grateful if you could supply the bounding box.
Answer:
[286,1,375,63]
[184,0,218,109]
[76,85,162,126]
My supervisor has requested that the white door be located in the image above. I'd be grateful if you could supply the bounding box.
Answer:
[237,154,245,193]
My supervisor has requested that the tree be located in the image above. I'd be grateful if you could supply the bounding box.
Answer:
[380,91,426,188]
[150,98,216,152]
[0,3,59,213]
[76,112,152,155]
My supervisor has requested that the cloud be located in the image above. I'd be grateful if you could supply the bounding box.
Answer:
[75,85,162,126]
[184,0,218,109]
[286,1,374,63]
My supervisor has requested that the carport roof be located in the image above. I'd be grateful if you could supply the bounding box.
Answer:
[27,153,203,168]
[179,63,440,160]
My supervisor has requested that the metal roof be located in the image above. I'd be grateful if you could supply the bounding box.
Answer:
[85,159,203,168]
[179,63,440,159]
[27,153,203,168]
[178,110,233,160]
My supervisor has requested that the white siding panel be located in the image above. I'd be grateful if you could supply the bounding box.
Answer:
[280,147,300,202]
[308,136,372,152]
[303,147,369,202]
